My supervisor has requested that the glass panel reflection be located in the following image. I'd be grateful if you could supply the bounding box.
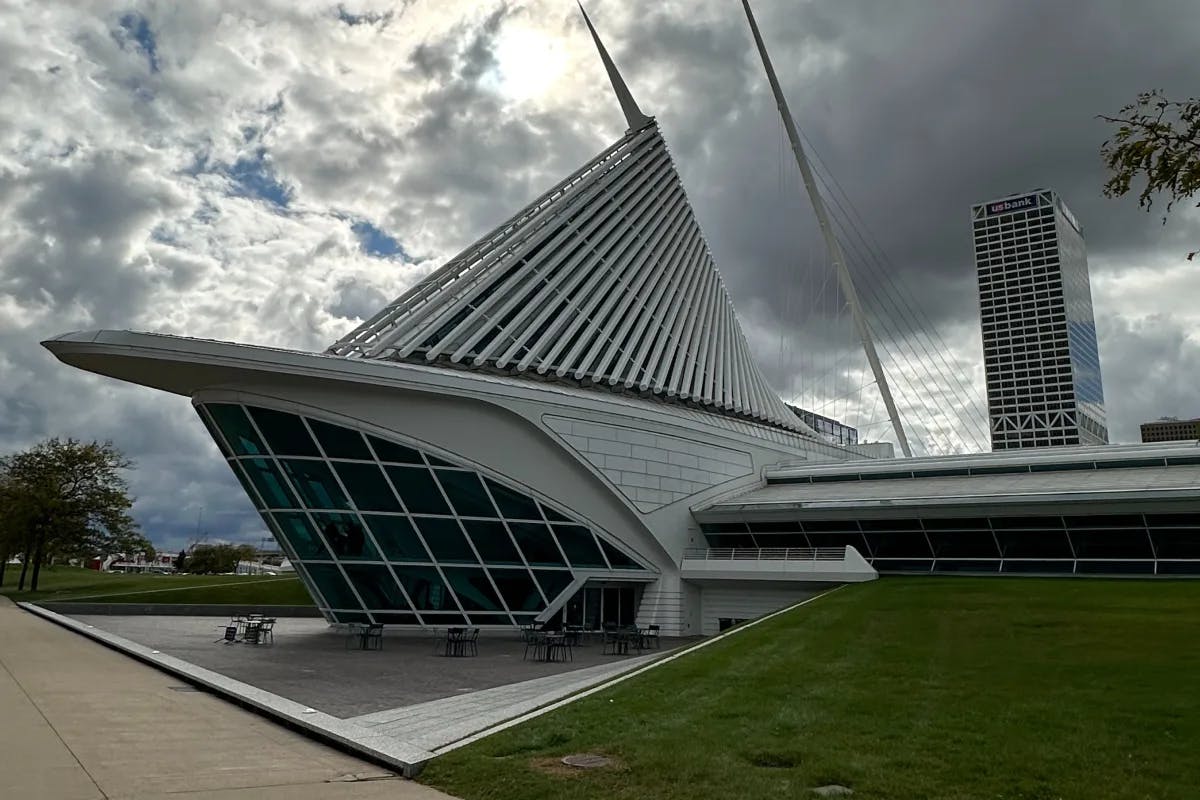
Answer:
[333,462,402,512]
[270,512,330,560]
[599,538,645,569]
[441,567,504,612]
[241,459,298,509]
[280,459,352,510]
[312,512,379,560]
[206,404,265,455]
[343,564,410,609]
[385,466,451,515]
[509,521,565,566]
[434,469,497,518]
[415,517,477,564]
[540,503,571,523]
[461,520,522,565]
[362,515,430,562]
[552,524,606,568]
[247,407,321,456]
[532,569,573,603]
[226,461,264,509]
[305,563,360,608]
[488,568,545,612]
[368,435,423,464]
[484,477,541,520]
[196,407,232,457]
[392,566,455,611]
[308,418,373,460]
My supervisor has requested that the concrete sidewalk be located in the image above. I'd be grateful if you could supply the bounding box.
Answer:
[0,597,453,799]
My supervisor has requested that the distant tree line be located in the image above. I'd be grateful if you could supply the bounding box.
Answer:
[179,543,257,574]
[0,439,151,592]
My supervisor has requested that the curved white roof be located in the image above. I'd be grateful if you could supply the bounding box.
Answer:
[327,121,812,435]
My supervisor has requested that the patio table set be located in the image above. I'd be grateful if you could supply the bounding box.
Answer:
[215,613,276,645]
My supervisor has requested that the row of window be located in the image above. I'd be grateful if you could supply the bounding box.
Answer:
[766,458,1200,484]
[701,525,1200,561]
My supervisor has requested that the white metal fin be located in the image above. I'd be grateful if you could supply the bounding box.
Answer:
[578,3,651,131]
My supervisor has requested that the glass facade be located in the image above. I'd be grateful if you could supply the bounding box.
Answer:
[702,513,1200,576]
[197,402,652,626]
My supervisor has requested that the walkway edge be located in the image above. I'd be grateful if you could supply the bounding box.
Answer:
[17,602,435,777]
[432,585,844,755]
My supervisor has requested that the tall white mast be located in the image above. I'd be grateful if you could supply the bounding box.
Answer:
[741,0,912,457]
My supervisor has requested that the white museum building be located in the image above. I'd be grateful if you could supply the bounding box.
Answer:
[42,11,1199,637]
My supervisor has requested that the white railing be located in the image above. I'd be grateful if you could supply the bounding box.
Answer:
[682,546,847,562]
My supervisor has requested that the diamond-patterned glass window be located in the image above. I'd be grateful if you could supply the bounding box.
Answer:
[362,515,430,562]
[309,419,373,460]
[313,512,380,561]
[552,524,607,568]
[392,566,454,611]
[532,569,574,604]
[333,462,403,512]
[460,520,523,565]
[415,517,477,564]
[196,407,233,458]
[488,568,546,612]
[207,404,265,455]
[368,435,423,464]
[441,567,505,613]
[599,538,644,570]
[385,466,451,515]
[484,477,541,520]
[305,563,359,608]
[241,459,298,509]
[509,521,565,567]
[271,512,330,560]
[248,407,321,457]
[434,469,497,518]
[343,564,410,610]
[280,460,352,510]
[226,461,264,509]
[198,403,655,627]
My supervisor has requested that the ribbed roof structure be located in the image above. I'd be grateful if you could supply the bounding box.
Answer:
[327,120,814,435]
[327,7,817,438]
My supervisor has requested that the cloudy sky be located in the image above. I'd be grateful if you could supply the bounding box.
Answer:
[2,0,1197,552]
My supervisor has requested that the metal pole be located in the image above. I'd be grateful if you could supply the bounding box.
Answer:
[741,0,912,457]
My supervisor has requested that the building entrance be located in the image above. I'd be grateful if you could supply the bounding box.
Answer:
[563,584,640,629]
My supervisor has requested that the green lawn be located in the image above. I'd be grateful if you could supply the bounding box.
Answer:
[0,565,312,605]
[421,578,1200,800]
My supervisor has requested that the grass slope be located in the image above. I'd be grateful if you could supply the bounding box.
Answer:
[421,578,1200,800]
[0,565,312,605]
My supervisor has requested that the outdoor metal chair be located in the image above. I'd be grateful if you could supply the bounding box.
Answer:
[362,623,383,651]
[215,625,238,644]
[523,631,547,661]
[645,624,661,649]
[242,622,262,645]
[257,618,276,646]
[463,627,479,657]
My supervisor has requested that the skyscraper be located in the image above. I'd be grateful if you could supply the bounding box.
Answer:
[972,189,1107,449]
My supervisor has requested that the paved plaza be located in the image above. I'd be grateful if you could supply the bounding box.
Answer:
[21,606,688,774]
[0,596,451,799]
[68,614,682,717]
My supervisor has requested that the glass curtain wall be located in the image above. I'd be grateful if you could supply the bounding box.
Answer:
[198,402,652,625]
[701,514,1200,576]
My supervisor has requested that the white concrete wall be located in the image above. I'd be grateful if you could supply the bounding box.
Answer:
[697,581,831,636]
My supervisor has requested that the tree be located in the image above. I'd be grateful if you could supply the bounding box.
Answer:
[0,439,148,592]
[175,549,188,573]
[185,543,256,574]
[1100,90,1200,259]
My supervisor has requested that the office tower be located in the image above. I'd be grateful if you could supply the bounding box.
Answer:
[1140,417,1200,443]
[972,189,1107,449]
